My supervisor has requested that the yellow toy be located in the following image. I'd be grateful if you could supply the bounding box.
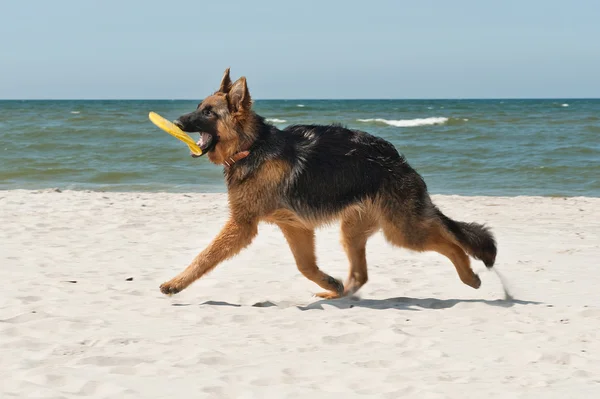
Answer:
[148,112,202,156]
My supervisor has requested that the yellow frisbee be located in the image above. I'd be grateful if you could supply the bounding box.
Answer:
[148,112,202,156]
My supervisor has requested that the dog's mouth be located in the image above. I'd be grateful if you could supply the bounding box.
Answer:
[173,120,217,157]
[191,132,217,158]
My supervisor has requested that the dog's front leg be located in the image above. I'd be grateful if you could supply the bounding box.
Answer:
[160,218,258,295]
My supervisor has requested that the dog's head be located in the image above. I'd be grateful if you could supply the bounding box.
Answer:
[174,68,257,165]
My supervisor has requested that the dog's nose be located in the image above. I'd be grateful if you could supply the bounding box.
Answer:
[173,119,184,129]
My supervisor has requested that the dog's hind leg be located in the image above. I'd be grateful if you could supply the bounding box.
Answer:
[340,209,379,296]
[424,225,481,289]
[160,218,258,295]
[277,223,344,299]
[381,217,481,289]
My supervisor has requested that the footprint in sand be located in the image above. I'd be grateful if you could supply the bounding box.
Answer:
[0,311,51,324]
[353,359,393,368]
[17,296,42,304]
[322,332,368,344]
[202,386,226,396]
[77,356,147,367]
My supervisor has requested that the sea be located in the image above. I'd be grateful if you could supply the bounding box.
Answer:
[0,99,598,196]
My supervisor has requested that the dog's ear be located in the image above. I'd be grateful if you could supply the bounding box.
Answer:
[218,67,232,93]
[228,77,251,113]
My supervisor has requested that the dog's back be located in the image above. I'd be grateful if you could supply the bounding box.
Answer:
[274,124,421,219]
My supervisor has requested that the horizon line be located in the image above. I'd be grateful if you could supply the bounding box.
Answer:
[1,97,599,101]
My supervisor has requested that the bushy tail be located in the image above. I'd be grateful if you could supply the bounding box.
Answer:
[437,210,497,268]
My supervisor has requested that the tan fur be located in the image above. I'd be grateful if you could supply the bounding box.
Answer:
[379,213,480,289]
[423,225,481,289]
[159,218,258,294]
[200,80,259,166]
[340,208,379,295]
[217,67,232,93]
[277,223,344,297]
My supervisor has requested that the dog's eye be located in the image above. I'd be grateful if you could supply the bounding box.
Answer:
[202,108,214,117]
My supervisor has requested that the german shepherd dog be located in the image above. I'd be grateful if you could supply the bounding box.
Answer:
[159,69,497,299]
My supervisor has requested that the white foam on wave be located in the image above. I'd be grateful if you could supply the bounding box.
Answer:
[71,111,80,114]
[357,117,449,127]
[266,118,287,123]
[297,104,305,107]
[562,103,569,107]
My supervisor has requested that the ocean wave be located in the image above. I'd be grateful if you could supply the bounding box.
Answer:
[357,117,449,127]
[297,104,305,107]
[266,118,287,123]
[562,103,569,107]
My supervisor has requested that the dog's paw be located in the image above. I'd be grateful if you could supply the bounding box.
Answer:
[466,274,481,289]
[160,280,183,296]
[314,291,342,300]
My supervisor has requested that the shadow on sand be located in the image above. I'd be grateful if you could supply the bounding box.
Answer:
[174,296,543,311]
[297,296,542,311]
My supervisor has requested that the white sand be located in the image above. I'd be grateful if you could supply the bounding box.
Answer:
[1,190,599,398]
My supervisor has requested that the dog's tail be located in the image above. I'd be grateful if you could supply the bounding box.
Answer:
[436,209,497,268]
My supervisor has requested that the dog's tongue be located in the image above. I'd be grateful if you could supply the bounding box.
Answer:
[196,132,213,150]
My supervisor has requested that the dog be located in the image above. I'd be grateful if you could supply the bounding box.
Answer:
[159,68,497,299]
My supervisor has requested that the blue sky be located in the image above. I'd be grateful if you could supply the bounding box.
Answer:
[1,0,598,99]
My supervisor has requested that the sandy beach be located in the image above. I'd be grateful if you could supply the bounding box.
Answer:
[1,190,599,398]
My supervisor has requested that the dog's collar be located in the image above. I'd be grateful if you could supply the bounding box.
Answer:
[223,150,250,168]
